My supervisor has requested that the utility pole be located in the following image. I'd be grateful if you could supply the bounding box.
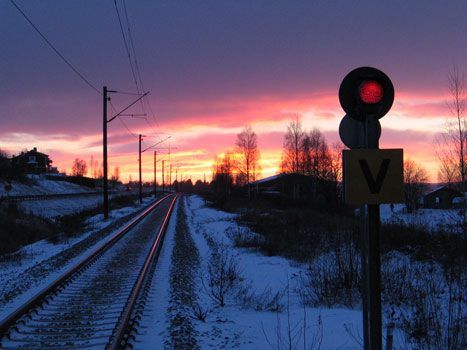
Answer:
[139,134,143,204]
[169,164,172,192]
[153,151,157,198]
[162,160,165,194]
[102,87,148,219]
[103,86,109,219]
[139,136,171,199]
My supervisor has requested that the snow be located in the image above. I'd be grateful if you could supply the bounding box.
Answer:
[184,195,362,349]
[0,175,93,197]
[18,196,103,218]
[0,175,107,218]
[252,173,283,185]
[380,203,462,232]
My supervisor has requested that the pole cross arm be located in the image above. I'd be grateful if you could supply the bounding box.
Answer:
[141,136,172,153]
[107,91,149,123]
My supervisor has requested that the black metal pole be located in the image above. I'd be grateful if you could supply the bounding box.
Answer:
[162,160,165,194]
[368,204,382,349]
[360,205,369,350]
[103,86,109,219]
[154,151,157,198]
[139,134,143,204]
[361,115,382,350]
[169,164,172,192]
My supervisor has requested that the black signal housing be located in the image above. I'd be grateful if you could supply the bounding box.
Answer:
[339,67,394,121]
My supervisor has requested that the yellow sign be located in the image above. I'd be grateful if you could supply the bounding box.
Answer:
[343,149,404,205]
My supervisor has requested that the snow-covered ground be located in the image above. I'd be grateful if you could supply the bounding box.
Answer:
[184,195,362,349]
[0,197,156,321]
[17,196,103,218]
[0,175,93,197]
[0,175,133,218]
[380,203,462,232]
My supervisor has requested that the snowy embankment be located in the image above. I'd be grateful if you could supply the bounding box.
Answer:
[0,197,156,321]
[0,175,92,196]
[380,203,462,232]
[0,175,128,218]
[183,195,362,349]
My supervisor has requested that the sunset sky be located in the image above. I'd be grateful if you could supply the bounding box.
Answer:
[1,1,466,183]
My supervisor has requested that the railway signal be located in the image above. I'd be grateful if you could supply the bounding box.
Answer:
[339,66,394,122]
[339,67,402,350]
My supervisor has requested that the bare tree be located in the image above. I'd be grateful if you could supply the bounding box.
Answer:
[438,65,466,187]
[305,128,332,180]
[71,158,87,177]
[235,125,261,198]
[404,159,428,213]
[89,155,94,179]
[111,166,120,182]
[281,117,305,174]
[437,65,466,235]
[211,151,235,205]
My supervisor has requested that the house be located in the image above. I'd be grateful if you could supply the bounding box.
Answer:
[423,186,463,209]
[252,173,340,207]
[11,147,53,174]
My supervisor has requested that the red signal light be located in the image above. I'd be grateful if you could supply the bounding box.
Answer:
[359,80,384,104]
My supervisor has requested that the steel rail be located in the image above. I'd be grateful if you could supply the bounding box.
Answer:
[0,194,173,337]
[107,194,178,350]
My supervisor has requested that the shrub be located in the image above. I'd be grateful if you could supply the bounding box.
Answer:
[299,238,361,308]
[399,263,464,350]
[225,226,264,248]
[202,242,241,307]
[235,282,285,312]
[0,203,57,255]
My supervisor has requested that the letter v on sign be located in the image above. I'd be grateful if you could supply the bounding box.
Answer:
[343,149,404,205]
[358,159,390,194]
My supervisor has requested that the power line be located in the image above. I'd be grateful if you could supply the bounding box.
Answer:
[114,0,160,136]
[9,0,101,95]
[118,116,138,139]
[123,0,145,94]
[122,0,153,129]
[109,101,138,139]
[120,0,161,133]
[113,0,141,95]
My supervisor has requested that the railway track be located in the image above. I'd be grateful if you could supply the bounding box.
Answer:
[0,194,178,349]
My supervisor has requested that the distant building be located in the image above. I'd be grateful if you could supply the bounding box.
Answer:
[11,147,53,174]
[423,186,463,209]
[252,173,340,207]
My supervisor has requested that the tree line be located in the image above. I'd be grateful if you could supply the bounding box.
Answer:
[210,119,345,207]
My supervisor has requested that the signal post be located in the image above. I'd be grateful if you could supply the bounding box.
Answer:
[338,67,403,350]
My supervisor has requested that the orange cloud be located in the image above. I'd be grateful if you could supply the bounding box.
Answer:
[1,89,451,184]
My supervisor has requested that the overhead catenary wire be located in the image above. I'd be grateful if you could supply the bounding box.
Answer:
[113,0,141,95]
[119,0,161,133]
[122,0,145,96]
[118,116,139,139]
[114,0,159,136]
[109,101,138,139]
[9,0,101,95]
[10,0,156,181]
